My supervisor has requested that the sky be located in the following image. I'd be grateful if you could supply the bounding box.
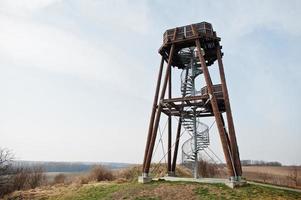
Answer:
[0,0,300,165]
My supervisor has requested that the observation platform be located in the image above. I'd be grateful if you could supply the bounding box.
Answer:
[158,22,223,69]
[161,84,225,117]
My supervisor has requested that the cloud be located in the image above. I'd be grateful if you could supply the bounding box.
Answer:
[0,15,109,80]
[227,1,300,38]
[0,0,62,17]
[0,0,154,99]
[76,0,151,34]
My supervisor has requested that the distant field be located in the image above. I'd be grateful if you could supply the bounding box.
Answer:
[242,166,301,189]
[243,166,300,176]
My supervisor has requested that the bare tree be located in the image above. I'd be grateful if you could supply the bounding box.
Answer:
[28,166,46,188]
[11,166,46,192]
[0,148,46,197]
[0,148,14,197]
[0,148,14,175]
[12,167,30,191]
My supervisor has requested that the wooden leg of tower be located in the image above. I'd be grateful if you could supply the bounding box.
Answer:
[144,44,175,175]
[220,113,232,154]
[194,39,235,178]
[220,113,237,176]
[167,68,172,173]
[171,67,189,173]
[216,47,242,177]
[171,117,182,173]
[142,57,165,173]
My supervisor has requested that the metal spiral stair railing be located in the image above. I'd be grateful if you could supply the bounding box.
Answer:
[181,118,209,163]
[179,48,210,165]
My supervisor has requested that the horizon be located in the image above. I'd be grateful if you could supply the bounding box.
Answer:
[13,159,295,166]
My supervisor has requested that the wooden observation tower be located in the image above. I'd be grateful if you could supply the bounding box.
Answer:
[141,22,242,183]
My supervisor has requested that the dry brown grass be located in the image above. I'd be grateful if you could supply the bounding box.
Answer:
[242,166,301,189]
[6,182,85,200]
[114,163,192,182]
[65,165,115,186]
[197,159,221,178]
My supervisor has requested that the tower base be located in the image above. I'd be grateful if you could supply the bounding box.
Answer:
[142,176,246,188]
[225,176,246,188]
[138,173,152,183]
[166,171,176,177]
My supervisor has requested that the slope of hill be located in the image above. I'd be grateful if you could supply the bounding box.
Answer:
[5,181,301,200]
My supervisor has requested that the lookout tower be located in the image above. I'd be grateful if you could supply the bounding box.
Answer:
[140,22,242,184]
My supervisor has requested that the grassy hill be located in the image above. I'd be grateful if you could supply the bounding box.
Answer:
[3,164,301,199]
[6,181,301,200]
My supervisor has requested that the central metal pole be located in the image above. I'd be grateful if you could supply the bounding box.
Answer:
[191,55,198,179]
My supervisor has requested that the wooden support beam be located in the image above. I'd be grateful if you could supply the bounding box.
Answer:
[171,117,182,172]
[144,44,176,174]
[142,57,165,172]
[217,46,242,176]
[171,66,188,173]
[162,95,209,103]
[168,64,172,172]
[192,25,235,177]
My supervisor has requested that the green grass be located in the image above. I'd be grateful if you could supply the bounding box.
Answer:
[134,197,160,200]
[8,181,301,200]
[194,183,301,200]
[47,184,121,200]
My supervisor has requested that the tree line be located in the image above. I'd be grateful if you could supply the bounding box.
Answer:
[241,160,282,166]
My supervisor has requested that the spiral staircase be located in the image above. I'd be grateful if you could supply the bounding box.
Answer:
[178,48,210,173]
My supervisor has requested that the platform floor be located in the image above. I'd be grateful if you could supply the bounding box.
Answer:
[153,176,228,184]
[151,176,246,188]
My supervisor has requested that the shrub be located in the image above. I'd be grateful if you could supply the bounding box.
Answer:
[53,173,67,184]
[115,165,141,181]
[12,166,46,189]
[88,165,114,181]
[12,167,30,190]
[197,159,220,178]
[114,164,192,182]
[0,149,46,197]
[27,166,46,189]
[78,175,90,184]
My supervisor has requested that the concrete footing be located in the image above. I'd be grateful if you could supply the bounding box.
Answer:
[225,179,247,188]
[139,176,246,188]
[138,175,152,183]
[166,171,176,177]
